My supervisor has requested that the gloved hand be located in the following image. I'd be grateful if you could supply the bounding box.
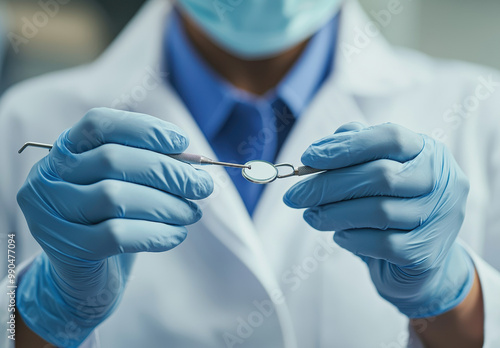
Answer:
[16,108,213,347]
[284,122,475,318]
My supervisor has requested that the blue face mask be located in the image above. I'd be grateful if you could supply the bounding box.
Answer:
[175,0,343,60]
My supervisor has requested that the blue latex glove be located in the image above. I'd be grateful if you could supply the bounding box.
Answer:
[284,122,475,318]
[16,108,213,347]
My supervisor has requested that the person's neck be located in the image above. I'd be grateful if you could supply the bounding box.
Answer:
[180,13,309,96]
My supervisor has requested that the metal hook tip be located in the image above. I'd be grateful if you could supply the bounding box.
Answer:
[18,144,29,154]
[18,142,53,154]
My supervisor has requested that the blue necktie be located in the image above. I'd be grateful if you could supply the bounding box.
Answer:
[211,99,295,215]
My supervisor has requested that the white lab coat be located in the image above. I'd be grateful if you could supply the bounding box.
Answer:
[1,1,500,347]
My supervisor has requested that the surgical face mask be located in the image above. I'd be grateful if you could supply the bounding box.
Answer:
[175,0,343,59]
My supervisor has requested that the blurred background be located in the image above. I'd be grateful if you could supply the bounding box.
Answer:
[0,0,499,95]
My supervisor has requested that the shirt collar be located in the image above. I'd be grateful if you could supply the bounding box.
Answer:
[166,9,338,141]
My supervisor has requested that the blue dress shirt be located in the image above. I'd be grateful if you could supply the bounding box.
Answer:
[166,10,338,215]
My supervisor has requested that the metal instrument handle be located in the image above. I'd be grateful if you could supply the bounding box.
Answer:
[275,163,324,178]
[295,166,324,176]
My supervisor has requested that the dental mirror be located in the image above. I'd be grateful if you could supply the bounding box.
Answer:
[242,160,279,184]
[242,160,325,184]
